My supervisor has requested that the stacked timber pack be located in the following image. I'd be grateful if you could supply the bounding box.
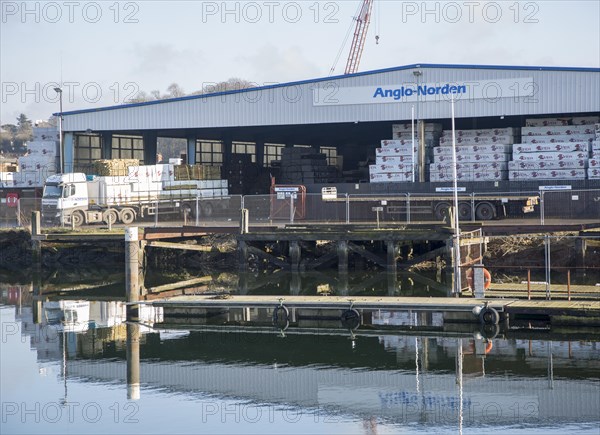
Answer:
[94,159,140,176]
[391,123,442,149]
[173,164,221,181]
[430,127,517,182]
[277,147,336,184]
[224,155,270,195]
[0,160,17,188]
[85,161,229,204]
[12,127,60,187]
[510,116,599,180]
[587,123,600,180]
[370,139,415,183]
[370,123,441,183]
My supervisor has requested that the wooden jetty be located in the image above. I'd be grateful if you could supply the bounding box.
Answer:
[27,212,599,318]
[30,207,600,276]
[135,294,600,327]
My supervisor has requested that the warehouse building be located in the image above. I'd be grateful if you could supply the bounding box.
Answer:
[58,63,600,194]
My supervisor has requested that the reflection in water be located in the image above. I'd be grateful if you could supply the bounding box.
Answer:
[2,284,600,433]
[126,323,140,400]
[238,270,449,297]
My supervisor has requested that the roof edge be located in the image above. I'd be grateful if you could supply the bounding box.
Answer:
[57,63,600,117]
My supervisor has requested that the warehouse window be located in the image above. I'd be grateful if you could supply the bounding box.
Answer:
[196,140,223,165]
[112,135,144,161]
[264,143,284,166]
[74,134,101,173]
[232,141,256,163]
[320,146,338,166]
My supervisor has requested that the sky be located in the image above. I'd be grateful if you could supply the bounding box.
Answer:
[1,0,599,124]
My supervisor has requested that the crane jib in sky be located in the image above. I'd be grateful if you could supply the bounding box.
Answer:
[345,0,375,75]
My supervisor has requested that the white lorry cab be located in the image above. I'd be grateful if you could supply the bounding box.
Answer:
[42,173,93,226]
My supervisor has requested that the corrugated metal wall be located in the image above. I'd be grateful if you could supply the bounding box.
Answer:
[62,67,600,132]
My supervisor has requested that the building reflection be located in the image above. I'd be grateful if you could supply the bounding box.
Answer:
[1,284,599,429]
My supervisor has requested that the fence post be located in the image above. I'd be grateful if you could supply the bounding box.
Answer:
[107,205,112,231]
[540,190,545,225]
[544,235,551,300]
[567,270,571,301]
[406,193,411,224]
[527,269,531,300]
[154,200,158,227]
[16,199,21,227]
[345,193,350,224]
[471,193,476,222]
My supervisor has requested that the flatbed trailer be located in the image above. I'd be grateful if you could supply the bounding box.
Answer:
[321,189,539,221]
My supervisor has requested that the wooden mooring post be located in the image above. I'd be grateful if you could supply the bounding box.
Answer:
[575,237,587,270]
[386,240,398,275]
[338,240,348,273]
[31,211,43,324]
[289,241,301,271]
[31,211,42,266]
[240,208,249,234]
[126,322,140,400]
[125,227,141,321]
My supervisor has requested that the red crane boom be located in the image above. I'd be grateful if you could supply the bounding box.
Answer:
[344,0,374,75]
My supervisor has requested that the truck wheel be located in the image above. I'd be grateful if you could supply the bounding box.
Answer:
[458,202,472,220]
[120,208,136,225]
[71,211,84,227]
[181,203,194,218]
[202,202,214,218]
[434,202,451,221]
[103,209,118,225]
[476,202,496,221]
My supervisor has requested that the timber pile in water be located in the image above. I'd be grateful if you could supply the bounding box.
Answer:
[0,231,597,274]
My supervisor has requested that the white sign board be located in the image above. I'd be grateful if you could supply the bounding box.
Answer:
[436,187,467,192]
[539,185,572,191]
[313,78,534,106]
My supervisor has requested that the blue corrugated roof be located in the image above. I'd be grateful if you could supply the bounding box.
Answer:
[57,63,600,116]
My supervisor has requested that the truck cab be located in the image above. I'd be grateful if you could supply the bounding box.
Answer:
[42,173,90,225]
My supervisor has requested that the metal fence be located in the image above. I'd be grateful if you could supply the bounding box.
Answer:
[2,188,599,231]
[479,234,600,300]
[539,189,600,224]
[0,198,41,229]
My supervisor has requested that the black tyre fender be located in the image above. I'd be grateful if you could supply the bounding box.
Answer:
[272,305,289,326]
[480,323,500,340]
[479,306,500,325]
[340,308,361,330]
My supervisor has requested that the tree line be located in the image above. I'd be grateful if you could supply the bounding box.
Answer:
[130,78,254,103]
[1,114,40,154]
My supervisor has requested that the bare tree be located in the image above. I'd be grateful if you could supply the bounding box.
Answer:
[128,79,256,103]
[166,83,185,98]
